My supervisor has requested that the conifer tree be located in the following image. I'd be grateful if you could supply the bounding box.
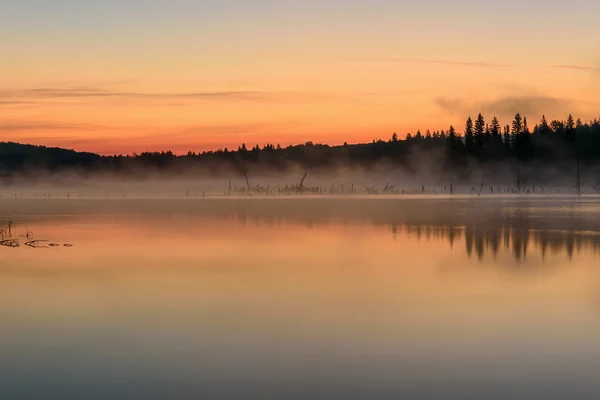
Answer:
[474,113,486,150]
[464,117,475,152]
[503,125,511,148]
[511,113,523,135]
[566,114,576,142]
[448,125,457,141]
[538,115,550,136]
[490,117,501,137]
[511,113,523,146]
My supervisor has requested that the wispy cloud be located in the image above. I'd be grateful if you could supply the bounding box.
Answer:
[353,58,600,73]
[435,95,582,119]
[0,120,106,132]
[547,65,600,72]
[352,57,515,68]
[0,100,38,106]
[1,87,347,105]
[14,88,264,99]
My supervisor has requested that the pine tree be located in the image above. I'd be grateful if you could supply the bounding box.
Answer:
[551,120,564,133]
[511,113,523,135]
[566,114,575,131]
[566,114,576,142]
[447,125,457,141]
[514,116,534,160]
[464,117,475,152]
[392,133,398,142]
[511,113,523,146]
[490,117,501,137]
[474,113,486,151]
[538,115,550,136]
[503,125,511,148]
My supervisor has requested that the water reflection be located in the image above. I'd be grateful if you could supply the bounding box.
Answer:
[2,197,600,399]
[2,197,600,264]
[388,223,600,262]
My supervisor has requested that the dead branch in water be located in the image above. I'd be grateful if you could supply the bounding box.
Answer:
[244,170,251,189]
[25,240,49,248]
[299,172,308,193]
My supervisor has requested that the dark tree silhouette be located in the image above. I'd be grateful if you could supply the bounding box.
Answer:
[566,114,576,143]
[503,125,511,150]
[2,111,600,184]
[474,113,486,152]
[464,117,475,153]
[538,115,551,136]
[490,117,501,137]
[511,113,523,140]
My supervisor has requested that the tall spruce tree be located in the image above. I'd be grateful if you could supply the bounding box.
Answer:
[566,114,576,142]
[539,115,550,136]
[511,113,523,146]
[503,125,511,149]
[448,125,457,140]
[464,117,475,152]
[474,113,486,151]
[490,117,501,137]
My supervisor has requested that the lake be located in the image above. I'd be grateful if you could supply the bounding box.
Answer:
[2,196,600,399]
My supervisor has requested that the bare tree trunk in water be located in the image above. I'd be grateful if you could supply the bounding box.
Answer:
[576,132,581,196]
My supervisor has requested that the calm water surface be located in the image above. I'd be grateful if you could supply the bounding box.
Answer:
[2,197,600,399]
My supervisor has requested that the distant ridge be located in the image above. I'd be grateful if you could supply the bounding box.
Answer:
[2,113,600,182]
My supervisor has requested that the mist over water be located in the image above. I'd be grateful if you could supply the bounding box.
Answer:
[2,196,600,399]
[0,161,596,200]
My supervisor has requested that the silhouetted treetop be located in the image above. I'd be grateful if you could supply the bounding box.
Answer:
[1,112,600,179]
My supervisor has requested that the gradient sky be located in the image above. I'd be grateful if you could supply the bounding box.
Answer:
[2,0,600,154]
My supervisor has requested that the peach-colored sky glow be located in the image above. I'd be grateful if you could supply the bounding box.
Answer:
[2,0,599,155]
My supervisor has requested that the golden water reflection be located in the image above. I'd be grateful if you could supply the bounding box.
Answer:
[1,198,600,398]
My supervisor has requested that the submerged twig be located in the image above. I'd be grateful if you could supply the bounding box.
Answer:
[0,239,19,248]
[25,240,49,248]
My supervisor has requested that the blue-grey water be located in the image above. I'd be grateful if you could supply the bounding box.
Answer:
[2,196,600,399]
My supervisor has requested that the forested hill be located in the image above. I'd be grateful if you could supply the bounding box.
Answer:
[0,142,100,172]
[2,113,600,179]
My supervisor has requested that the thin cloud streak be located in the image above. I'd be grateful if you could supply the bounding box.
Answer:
[435,95,583,119]
[353,58,600,73]
[352,57,516,68]
[0,100,36,105]
[0,120,106,132]
[547,65,600,72]
[1,88,350,105]
[23,88,265,99]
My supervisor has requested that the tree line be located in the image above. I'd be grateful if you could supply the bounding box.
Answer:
[1,113,600,178]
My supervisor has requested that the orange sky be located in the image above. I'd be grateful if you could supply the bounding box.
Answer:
[2,1,599,155]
